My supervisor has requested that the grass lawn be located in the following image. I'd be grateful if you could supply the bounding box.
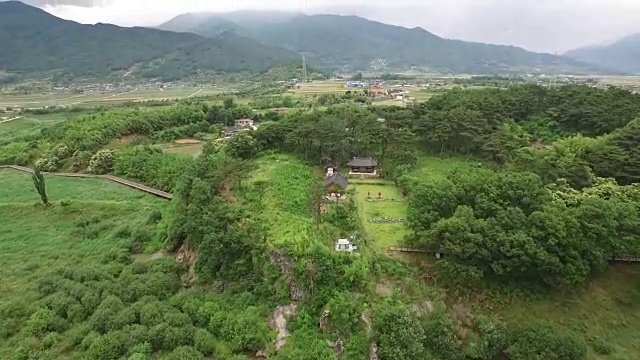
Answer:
[412,154,481,181]
[0,169,164,205]
[351,179,410,250]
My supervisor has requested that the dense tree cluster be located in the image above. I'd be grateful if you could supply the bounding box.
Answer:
[371,299,586,360]
[406,166,640,288]
[255,103,417,177]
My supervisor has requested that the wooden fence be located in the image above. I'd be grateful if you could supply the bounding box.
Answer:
[1,165,173,200]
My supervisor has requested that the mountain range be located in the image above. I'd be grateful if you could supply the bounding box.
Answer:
[0,1,633,80]
[564,33,640,74]
[158,12,607,75]
[0,1,299,80]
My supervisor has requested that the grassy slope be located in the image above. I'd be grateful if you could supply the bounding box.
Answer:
[0,171,166,357]
[248,154,319,252]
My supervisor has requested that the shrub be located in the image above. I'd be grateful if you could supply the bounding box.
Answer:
[88,149,116,174]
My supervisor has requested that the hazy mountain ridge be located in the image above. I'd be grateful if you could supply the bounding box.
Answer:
[159,11,610,74]
[0,1,299,80]
[565,33,640,74]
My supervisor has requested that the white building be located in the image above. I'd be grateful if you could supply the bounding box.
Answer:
[335,239,357,253]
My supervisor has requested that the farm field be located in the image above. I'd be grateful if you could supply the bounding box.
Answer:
[0,87,222,108]
[288,81,346,96]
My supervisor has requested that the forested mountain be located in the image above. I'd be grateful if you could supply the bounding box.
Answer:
[156,13,249,37]
[0,1,298,79]
[565,33,640,74]
[159,12,607,74]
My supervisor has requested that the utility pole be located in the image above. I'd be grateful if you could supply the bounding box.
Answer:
[302,56,308,83]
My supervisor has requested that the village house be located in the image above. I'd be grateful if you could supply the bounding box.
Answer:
[235,118,254,128]
[347,157,378,178]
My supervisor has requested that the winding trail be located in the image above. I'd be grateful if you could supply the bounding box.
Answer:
[0,165,172,200]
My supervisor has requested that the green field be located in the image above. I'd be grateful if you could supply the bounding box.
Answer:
[0,113,69,144]
[160,142,204,158]
[498,265,640,360]
[0,87,223,108]
[0,169,169,357]
[0,169,163,205]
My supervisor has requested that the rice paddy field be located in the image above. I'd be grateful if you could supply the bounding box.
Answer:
[0,87,222,109]
[287,81,347,96]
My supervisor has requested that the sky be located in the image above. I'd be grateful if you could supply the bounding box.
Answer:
[14,0,640,53]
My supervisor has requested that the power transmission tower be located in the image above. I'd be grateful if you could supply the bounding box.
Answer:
[302,56,308,83]
[550,52,559,89]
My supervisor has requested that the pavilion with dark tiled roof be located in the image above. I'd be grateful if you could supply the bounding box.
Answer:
[347,157,378,177]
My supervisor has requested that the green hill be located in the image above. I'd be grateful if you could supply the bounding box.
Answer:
[0,2,298,80]
[565,34,640,74]
[159,12,607,74]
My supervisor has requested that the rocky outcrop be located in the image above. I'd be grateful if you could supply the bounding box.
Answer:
[268,303,298,351]
[175,243,197,286]
[369,343,379,360]
[270,250,307,301]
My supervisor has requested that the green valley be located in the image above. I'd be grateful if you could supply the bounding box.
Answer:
[1,76,640,360]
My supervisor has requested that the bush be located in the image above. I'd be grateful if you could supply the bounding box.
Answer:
[88,149,116,174]
[35,156,60,172]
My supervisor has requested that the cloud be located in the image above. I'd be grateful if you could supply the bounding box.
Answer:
[24,0,640,52]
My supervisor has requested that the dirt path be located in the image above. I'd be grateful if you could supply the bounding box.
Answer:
[1,165,173,200]
[187,88,203,98]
